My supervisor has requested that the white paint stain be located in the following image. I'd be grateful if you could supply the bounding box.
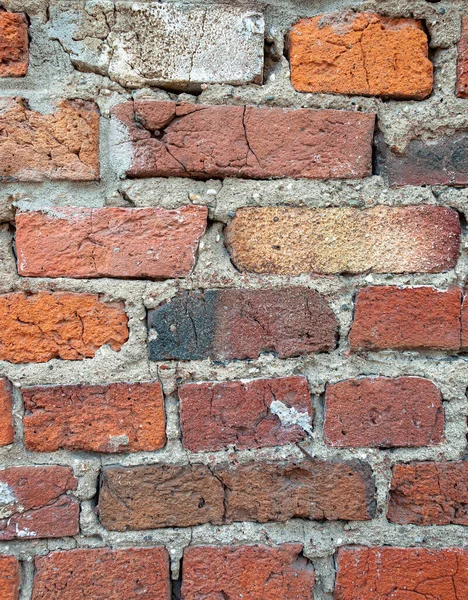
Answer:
[270,400,313,436]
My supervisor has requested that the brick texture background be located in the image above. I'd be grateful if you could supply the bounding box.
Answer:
[0,0,467,598]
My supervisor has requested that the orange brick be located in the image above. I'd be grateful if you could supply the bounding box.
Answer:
[0,98,99,182]
[16,206,207,279]
[290,12,433,99]
[0,379,13,447]
[23,382,166,453]
[0,292,128,364]
[0,13,28,77]
[182,545,314,600]
[0,556,19,600]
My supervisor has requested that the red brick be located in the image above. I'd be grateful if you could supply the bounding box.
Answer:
[182,545,314,600]
[457,17,468,98]
[375,131,468,187]
[335,547,468,600]
[179,376,312,452]
[0,292,128,364]
[23,382,166,453]
[0,13,28,77]
[290,13,433,99]
[226,206,460,275]
[460,292,468,349]
[0,466,78,540]
[149,287,338,361]
[0,556,19,600]
[350,286,462,351]
[324,377,444,448]
[98,458,375,530]
[0,379,13,447]
[32,548,170,600]
[388,461,468,525]
[112,101,375,180]
[0,98,99,182]
[16,206,207,279]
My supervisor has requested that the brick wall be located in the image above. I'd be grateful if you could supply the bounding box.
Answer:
[0,0,467,598]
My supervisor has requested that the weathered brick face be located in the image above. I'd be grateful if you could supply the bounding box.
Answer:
[16,207,207,279]
[2,1,468,597]
[226,206,460,275]
[32,548,170,600]
[111,101,375,180]
[324,377,444,448]
[0,12,28,77]
[0,466,79,540]
[179,376,312,451]
[457,18,468,98]
[23,382,166,452]
[182,545,314,600]
[0,292,128,363]
[0,99,100,182]
[290,13,433,99]
[148,287,338,361]
[0,378,14,446]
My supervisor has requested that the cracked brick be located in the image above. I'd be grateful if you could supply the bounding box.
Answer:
[16,206,207,279]
[0,292,129,364]
[290,12,433,99]
[98,458,376,530]
[336,547,468,600]
[111,101,375,180]
[0,98,99,182]
[388,461,468,525]
[49,2,264,90]
[179,376,312,452]
[148,287,338,362]
[23,382,166,453]
[182,545,314,600]
[0,466,78,540]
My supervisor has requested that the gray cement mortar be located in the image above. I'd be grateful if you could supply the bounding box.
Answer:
[0,0,467,598]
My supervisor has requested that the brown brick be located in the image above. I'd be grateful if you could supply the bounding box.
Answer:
[0,466,78,540]
[335,547,468,600]
[98,464,225,530]
[32,548,170,600]
[179,376,312,452]
[23,382,166,453]
[0,13,28,77]
[457,17,468,98]
[375,131,468,187]
[182,545,314,600]
[112,101,375,180]
[324,377,444,448]
[16,206,207,279]
[0,379,13,447]
[226,206,460,275]
[350,286,462,351]
[219,460,376,524]
[0,98,99,182]
[98,459,375,530]
[388,461,468,525]
[0,292,128,364]
[149,287,338,361]
[290,13,433,99]
[0,556,19,600]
